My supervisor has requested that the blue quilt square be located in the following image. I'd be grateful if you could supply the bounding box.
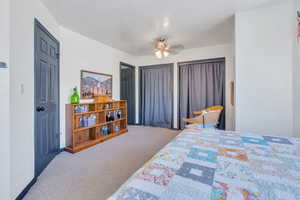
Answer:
[176,162,215,186]
[169,139,194,149]
[220,138,244,148]
[117,187,159,200]
[263,136,293,145]
[188,148,217,163]
[241,136,268,146]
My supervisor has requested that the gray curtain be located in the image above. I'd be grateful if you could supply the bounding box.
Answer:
[140,64,173,128]
[179,58,225,129]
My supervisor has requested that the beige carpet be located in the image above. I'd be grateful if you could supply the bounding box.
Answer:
[24,126,180,200]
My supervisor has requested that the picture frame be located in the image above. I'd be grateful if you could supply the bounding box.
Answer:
[80,70,112,99]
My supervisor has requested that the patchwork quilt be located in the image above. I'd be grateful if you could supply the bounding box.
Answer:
[108,128,300,200]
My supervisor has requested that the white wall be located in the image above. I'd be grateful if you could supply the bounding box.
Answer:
[235,0,295,137]
[294,0,300,137]
[135,44,235,130]
[9,0,61,198]
[8,1,136,198]
[0,0,10,199]
[59,27,135,147]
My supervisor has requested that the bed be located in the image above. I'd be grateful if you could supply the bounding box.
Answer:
[108,128,300,200]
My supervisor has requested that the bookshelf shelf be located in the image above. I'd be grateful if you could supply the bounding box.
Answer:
[65,100,128,153]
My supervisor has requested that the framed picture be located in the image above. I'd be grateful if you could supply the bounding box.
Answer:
[80,70,112,99]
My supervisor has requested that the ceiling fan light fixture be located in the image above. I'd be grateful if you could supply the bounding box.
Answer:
[163,50,170,58]
[154,38,179,59]
[155,50,163,59]
[165,44,170,50]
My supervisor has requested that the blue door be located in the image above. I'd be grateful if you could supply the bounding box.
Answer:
[34,19,60,177]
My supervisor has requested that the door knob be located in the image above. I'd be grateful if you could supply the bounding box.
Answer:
[0,62,7,68]
[36,106,45,112]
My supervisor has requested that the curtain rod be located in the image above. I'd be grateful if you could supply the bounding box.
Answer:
[178,57,225,66]
[139,63,173,69]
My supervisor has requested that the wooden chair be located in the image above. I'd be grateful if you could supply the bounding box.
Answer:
[182,105,224,128]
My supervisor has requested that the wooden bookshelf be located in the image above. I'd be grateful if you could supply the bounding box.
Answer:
[65,100,128,153]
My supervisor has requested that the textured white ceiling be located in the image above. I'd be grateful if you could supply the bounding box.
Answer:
[42,0,277,56]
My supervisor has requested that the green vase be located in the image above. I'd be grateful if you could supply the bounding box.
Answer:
[71,87,80,104]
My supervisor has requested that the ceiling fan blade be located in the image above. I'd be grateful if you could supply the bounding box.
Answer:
[168,49,180,55]
[170,44,184,50]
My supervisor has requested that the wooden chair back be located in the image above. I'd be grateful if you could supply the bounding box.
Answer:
[193,105,224,115]
[199,109,223,126]
[182,105,224,127]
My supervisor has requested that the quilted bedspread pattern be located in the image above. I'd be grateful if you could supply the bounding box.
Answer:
[108,128,300,200]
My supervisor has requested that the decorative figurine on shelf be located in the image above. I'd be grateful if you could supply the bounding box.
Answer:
[102,126,109,135]
[71,87,80,104]
[117,110,121,119]
[109,112,115,121]
[115,125,120,132]
[114,110,118,120]
[106,112,110,122]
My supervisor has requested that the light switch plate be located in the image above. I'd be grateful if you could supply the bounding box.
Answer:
[20,84,25,95]
[0,62,7,68]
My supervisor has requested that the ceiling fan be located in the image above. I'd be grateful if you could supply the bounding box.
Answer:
[154,38,184,59]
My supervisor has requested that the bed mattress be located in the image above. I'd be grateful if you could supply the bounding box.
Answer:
[108,128,300,200]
